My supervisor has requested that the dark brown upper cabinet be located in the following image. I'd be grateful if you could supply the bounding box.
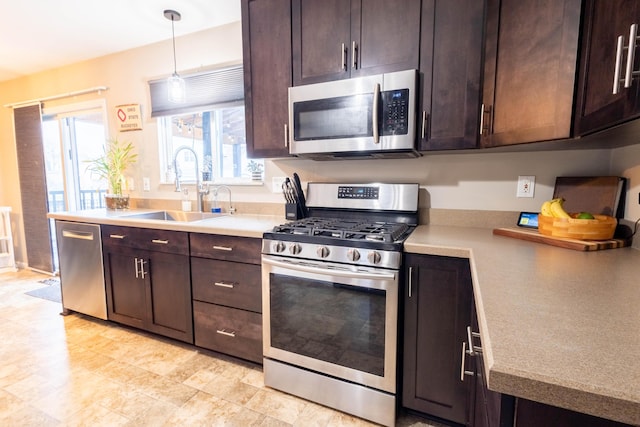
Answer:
[418,0,485,151]
[242,0,292,158]
[291,0,422,86]
[480,0,582,148]
[574,0,640,136]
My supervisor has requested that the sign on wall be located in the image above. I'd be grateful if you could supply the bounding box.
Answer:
[115,104,142,131]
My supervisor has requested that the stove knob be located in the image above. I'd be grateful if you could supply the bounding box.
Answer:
[367,251,382,264]
[346,248,361,262]
[317,246,331,258]
[273,241,286,253]
[289,243,302,255]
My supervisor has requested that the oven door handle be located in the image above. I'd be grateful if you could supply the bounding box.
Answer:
[262,256,396,280]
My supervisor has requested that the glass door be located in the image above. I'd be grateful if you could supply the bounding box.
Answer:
[42,100,108,270]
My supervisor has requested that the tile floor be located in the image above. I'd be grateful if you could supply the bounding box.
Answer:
[0,269,447,427]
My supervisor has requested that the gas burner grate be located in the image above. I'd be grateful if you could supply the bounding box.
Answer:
[272,217,411,243]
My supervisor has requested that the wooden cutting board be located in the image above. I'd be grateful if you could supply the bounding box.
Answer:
[493,227,631,251]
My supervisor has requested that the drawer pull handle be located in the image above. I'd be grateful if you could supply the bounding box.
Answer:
[212,245,233,251]
[460,341,474,381]
[109,234,126,239]
[466,326,482,356]
[214,281,235,288]
[216,329,236,338]
[151,239,169,244]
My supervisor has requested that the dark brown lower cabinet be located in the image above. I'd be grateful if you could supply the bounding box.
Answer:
[403,253,633,427]
[190,233,263,363]
[403,253,473,425]
[102,226,193,343]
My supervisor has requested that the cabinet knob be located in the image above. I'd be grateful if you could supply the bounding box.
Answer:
[367,251,381,264]
[346,248,360,262]
[317,246,330,258]
[274,241,286,253]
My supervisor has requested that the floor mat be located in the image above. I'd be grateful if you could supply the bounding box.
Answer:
[25,280,61,303]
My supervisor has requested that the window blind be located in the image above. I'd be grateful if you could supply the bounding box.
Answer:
[149,65,244,117]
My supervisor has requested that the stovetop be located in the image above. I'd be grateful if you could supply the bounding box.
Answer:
[270,217,413,244]
[262,182,419,269]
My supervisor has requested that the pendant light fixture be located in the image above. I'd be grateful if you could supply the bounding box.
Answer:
[164,9,185,103]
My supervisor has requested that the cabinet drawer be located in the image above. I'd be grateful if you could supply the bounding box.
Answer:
[191,257,262,312]
[102,225,188,255]
[193,301,262,364]
[190,233,261,264]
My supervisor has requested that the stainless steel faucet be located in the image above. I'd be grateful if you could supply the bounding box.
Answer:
[173,146,209,212]
[211,185,235,214]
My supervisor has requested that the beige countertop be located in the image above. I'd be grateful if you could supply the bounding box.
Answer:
[48,208,283,239]
[405,225,640,426]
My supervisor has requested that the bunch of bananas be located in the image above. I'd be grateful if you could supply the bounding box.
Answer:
[540,198,571,218]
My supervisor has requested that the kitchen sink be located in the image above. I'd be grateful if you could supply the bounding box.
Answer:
[122,210,227,222]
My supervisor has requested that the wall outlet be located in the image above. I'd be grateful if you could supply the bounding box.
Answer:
[143,177,150,192]
[516,175,535,198]
[272,176,287,193]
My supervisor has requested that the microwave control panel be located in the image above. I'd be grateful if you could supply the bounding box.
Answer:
[381,89,409,136]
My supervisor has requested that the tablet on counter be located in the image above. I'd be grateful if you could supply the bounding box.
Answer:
[517,212,539,229]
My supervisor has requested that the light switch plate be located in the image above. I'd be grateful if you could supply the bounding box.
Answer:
[516,175,535,198]
[272,176,287,193]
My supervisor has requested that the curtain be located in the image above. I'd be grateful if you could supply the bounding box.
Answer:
[13,104,54,273]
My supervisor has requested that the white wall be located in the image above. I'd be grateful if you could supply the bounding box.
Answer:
[1,20,639,266]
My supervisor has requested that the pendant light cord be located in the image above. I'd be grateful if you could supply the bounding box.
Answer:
[171,16,178,75]
[164,10,182,76]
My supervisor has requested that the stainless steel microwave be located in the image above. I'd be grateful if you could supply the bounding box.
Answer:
[288,69,419,159]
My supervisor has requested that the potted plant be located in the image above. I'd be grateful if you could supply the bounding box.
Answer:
[247,160,263,181]
[86,139,138,210]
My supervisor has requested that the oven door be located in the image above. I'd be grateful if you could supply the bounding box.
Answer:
[262,254,398,393]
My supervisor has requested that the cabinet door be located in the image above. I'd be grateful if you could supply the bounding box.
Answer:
[350,0,421,78]
[574,0,640,135]
[403,254,473,424]
[292,0,351,85]
[146,251,193,343]
[292,0,421,85]
[242,0,292,158]
[481,0,581,147]
[104,247,146,329]
[419,0,484,150]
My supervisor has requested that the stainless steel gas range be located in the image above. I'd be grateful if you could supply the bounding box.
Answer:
[261,182,419,427]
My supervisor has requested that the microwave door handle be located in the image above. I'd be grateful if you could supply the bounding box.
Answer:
[372,83,380,144]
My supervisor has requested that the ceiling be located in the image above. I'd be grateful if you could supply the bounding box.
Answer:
[0,0,241,83]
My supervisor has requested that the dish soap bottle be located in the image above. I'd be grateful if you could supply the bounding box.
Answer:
[181,188,191,212]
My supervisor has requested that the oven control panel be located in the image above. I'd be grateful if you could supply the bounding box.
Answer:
[337,186,379,200]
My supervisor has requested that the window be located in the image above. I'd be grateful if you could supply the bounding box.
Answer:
[150,65,263,184]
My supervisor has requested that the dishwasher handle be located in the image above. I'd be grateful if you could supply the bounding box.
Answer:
[62,230,95,241]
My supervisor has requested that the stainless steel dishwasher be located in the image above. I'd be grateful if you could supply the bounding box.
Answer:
[55,221,107,320]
